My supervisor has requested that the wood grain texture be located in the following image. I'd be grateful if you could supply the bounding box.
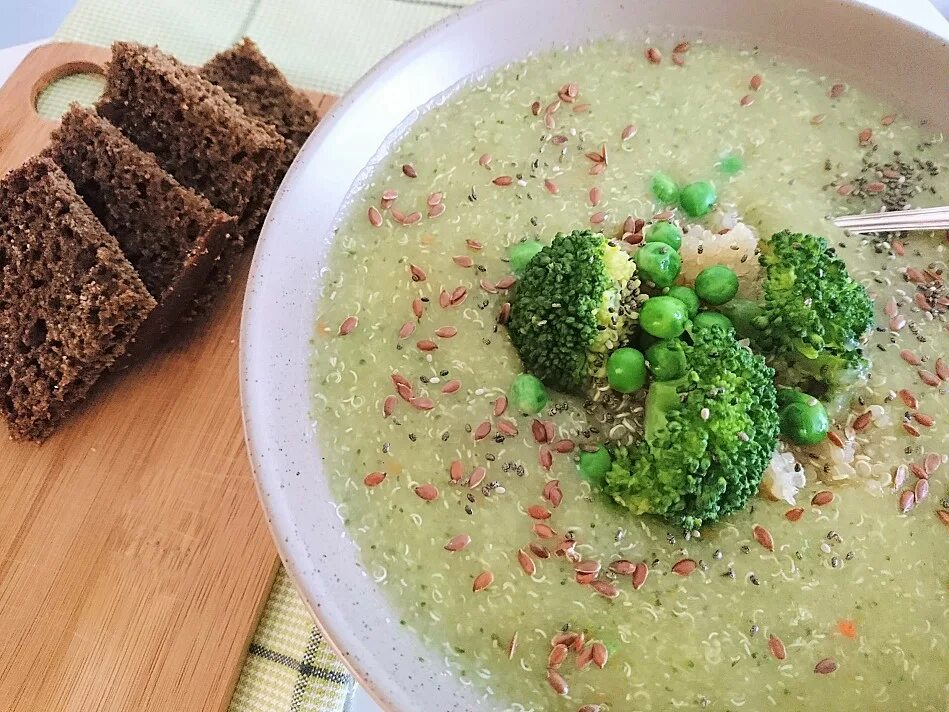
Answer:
[0,42,336,712]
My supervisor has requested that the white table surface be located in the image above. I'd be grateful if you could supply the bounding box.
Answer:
[0,2,945,712]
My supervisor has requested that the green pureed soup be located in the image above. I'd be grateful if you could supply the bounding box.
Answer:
[311,39,947,711]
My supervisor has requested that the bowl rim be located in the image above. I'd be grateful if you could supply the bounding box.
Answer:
[241,2,948,710]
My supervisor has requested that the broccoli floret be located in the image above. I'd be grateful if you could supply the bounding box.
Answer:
[507,230,641,393]
[604,326,779,530]
[755,231,874,391]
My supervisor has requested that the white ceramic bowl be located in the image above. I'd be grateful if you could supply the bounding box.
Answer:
[241,2,948,709]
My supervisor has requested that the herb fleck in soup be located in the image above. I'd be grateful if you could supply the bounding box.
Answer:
[311,39,947,711]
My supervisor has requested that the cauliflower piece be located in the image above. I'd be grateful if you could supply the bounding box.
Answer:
[679,222,762,296]
[760,445,806,504]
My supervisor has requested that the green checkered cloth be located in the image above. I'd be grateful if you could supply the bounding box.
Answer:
[46,1,476,710]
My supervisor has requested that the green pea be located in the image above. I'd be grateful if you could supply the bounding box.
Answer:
[639,296,689,339]
[650,172,680,204]
[717,297,764,339]
[666,286,699,318]
[692,311,734,332]
[633,242,681,288]
[694,265,739,305]
[779,400,830,446]
[720,154,744,175]
[646,340,688,381]
[606,347,647,393]
[509,240,543,274]
[645,221,682,250]
[578,445,612,486]
[509,373,548,414]
[776,387,817,409]
[679,181,717,218]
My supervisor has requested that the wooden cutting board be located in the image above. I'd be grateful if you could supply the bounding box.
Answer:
[0,42,335,712]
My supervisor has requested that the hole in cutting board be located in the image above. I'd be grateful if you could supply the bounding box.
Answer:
[35,68,105,121]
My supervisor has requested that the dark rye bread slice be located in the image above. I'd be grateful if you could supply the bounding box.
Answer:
[201,38,319,153]
[47,106,237,355]
[97,41,289,241]
[0,158,155,441]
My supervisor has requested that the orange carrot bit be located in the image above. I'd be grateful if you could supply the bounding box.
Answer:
[836,619,858,639]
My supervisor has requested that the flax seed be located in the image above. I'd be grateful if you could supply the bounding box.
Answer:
[592,642,608,669]
[363,471,386,487]
[445,534,471,551]
[546,670,568,696]
[472,570,493,592]
[530,542,550,559]
[753,525,775,552]
[547,643,567,667]
[527,504,552,520]
[785,507,805,522]
[852,411,872,431]
[533,523,557,539]
[672,558,697,576]
[924,453,941,475]
[898,388,919,408]
[898,489,915,513]
[415,483,439,501]
[539,446,553,470]
[591,580,619,599]
[935,358,948,381]
[632,562,649,590]
[338,316,358,335]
